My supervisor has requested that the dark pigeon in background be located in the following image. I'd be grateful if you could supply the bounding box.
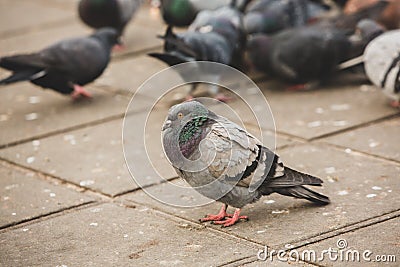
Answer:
[149,0,250,100]
[243,0,331,35]
[162,101,330,227]
[78,0,141,36]
[160,0,234,27]
[0,28,119,98]
[247,1,388,86]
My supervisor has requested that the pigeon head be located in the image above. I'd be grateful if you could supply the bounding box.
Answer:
[355,19,385,43]
[163,101,216,158]
[244,11,282,35]
[92,27,121,48]
[161,0,197,27]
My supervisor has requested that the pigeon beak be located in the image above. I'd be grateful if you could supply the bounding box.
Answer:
[162,120,172,131]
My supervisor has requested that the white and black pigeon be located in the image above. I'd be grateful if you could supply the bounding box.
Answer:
[364,29,400,108]
[78,0,141,36]
[149,0,250,101]
[162,101,330,227]
[246,1,387,88]
[0,28,119,98]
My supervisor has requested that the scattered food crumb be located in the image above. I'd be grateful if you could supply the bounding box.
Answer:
[366,194,377,198]
[337,190,349,196]
[25,113,38,121]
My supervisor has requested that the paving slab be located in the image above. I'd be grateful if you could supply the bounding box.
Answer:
[0,116,175,197]
[322,117,400,162]
[239,82,400,139]
[95,55,169,94]
[122,144,400,248]
[0,0,74,38]
[0,83,147,147]
[0,203,259,266]
[296,218,399,266]
[0,162,93,228]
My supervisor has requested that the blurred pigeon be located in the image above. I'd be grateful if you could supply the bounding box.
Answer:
[78,0,141,35]
[344,0,400,30]
[364,29,400,107]
[150,0,250,100]
[243,0,331,35]
[162,101,330,227]
[0,28,119,98]
[247,2,388,85]
[160,0,233,27]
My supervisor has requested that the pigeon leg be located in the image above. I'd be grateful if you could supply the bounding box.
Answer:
[112,44,126,52]
[212,208,248,227]
[214,93,233,103]
[71,84,92,99]
[200,204,230,222]
[390,100,400,108]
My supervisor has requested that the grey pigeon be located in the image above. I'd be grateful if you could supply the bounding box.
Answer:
[78,0,141,36]
[0,28,119,98]
[247,9,386,86]
[150,0,250,101]
[364,29,400,108]
[162,101,330,227]
[243,0,330,35]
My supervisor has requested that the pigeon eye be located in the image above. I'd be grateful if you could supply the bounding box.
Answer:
[177,112,184,119]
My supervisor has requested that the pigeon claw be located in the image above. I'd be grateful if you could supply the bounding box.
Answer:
[211,209,248,227]
[71,84,92,99]
[390,100,400,108]
[199,204,229,222]
[214,93,233,103]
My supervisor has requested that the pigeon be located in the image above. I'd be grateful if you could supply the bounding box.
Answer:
[0,28,119,98]
[160,0,233,27]
[247,2,388,86]
[78,0,141,36]
[243,0,331,35]
[149,0,250,101]
[162,101,330,227]
[363,29,400,107]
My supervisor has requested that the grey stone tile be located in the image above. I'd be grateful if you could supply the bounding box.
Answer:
[95,55,168,94]
[0,83,137,147]
[239,82,400,139]
[322,117,400,162]
[0,163,93,228]
[0,203,258,266]
[0,1,74,37]
[296,218,399,266]
[122,144,400,247]
[0,115,175,196]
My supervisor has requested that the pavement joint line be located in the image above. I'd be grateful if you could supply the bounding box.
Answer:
[0,112,126,150]
[113,176,181,199]
[0,157,114,200]
[283,209,400,250]
[0,201,99,232]
[119,193,400,254]
[307,112,400,142]
[226,212,400,267]
[317,141,400,165]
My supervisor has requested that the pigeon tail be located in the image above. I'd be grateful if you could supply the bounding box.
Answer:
[261,167,330,205]
[0,69,42,85]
